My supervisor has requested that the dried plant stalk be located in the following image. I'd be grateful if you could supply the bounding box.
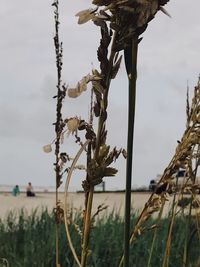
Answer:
[123,36,138,267]
[63,141,89,267]
[69,1,172,266]
[49,1,200,265]
[52,0,67,265]
[76,2,171,266]
[80,29,119,267]
[49,1,173,266]
[119,77,200,266]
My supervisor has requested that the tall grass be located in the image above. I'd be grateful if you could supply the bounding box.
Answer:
[0,209,199,267]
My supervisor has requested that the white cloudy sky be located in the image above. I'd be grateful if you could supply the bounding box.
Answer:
[0,0,200,191]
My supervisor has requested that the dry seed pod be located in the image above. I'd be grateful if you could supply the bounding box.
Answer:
[43,144,52,153]
[67,118,79,135]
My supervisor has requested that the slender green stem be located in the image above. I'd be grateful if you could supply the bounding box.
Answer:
[81,186,94,267]
[124,37,138,267]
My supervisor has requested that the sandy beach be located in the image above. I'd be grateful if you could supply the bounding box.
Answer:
[0,192,174,219]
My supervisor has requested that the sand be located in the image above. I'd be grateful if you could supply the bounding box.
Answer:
[0,192,174,219]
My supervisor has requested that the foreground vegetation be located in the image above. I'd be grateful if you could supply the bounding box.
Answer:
[49,1,200,266]
[0,209,199,267]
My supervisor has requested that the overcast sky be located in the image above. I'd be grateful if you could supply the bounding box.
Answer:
[0,0,200,191]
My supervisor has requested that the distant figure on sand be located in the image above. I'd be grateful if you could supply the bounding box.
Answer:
[26,182,35,197]
[12,185,20,196]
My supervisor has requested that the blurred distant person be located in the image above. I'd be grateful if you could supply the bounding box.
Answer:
[26,182,35,197]
[12,185,20,196]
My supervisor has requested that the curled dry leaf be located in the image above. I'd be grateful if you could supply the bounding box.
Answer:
[43,144,52,153]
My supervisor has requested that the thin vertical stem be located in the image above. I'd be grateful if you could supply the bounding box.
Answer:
[80,32,118,267]
[81,186,94,267]
[52,0,63,266]
[64,142,89,267]
[124,37,138,267]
